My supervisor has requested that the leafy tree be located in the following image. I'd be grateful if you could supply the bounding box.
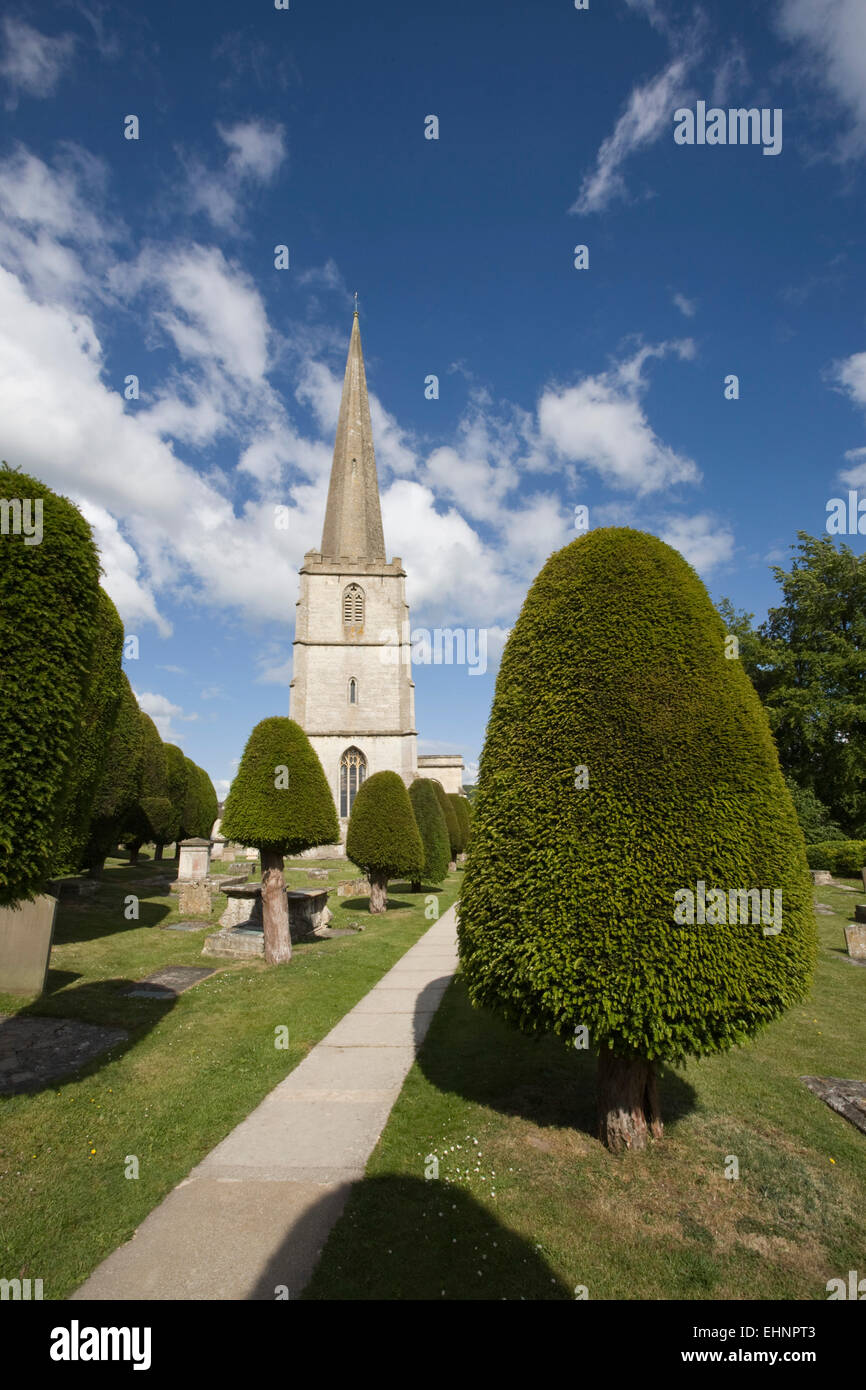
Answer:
[346,771,424,912]
[448,793,471,855]
[783,775,844,844]
[123,711,171,864]
[221,717,338,962]
[54,589,125,874]
[81,672,144,875]
[196,764,219,841]
[431,779,459,867]
[460,528,816,1153]
[0,465,101,904]
[719,534,866,836]
[408,778,450,891]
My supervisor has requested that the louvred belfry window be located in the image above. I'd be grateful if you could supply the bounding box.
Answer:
[343,583,364,631]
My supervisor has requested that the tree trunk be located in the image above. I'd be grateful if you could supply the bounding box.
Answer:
[597,1046,663,1153]
[260,850,291,964]
[410,879,421,894]
[128,842,140,866]
[154,843,164,862]
[369,872,389,913]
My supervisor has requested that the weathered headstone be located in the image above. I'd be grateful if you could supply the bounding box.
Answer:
[122,966,216,998]
[801,1076,866,1135]
[854,904,866,924]
[177,838,211,883]
[811,870,833,886]
[0,896,58,995]
[845,924,866,959]
[178,882,212,916]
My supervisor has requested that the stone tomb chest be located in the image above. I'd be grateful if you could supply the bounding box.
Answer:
[203,886,332,959]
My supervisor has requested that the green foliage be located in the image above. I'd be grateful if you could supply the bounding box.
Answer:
[0,465,102,903]
[55,590,125,874]
[196,764,219,840]
[459,527,816,1066]
[221,717,338,855]
[431,780,459,858]
[347,771,424,880]
[719,534,866,837]
[123,712,169,847]
[82,673,144,871]
[805,841,866,876]
[163,744,189,845]
[448,794,471,853]
[408,779,450,885]
[784,776,844,844]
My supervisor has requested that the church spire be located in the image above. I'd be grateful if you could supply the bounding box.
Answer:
[320,307,386,563]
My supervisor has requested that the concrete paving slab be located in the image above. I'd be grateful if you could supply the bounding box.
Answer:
[71,903,459,1301]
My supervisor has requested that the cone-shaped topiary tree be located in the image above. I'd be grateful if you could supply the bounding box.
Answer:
[431,779,459,869]
[82,672,144,875]
[196,764,219,842]
[447,793,470,856]
[221,717,339,962]
[0,465,102,904]
[55,589,125,875]
[122,711,171,864]
[408,778,451,892]
[346,771,424,912]
[459,528,817,1153]
[455,795,471,851]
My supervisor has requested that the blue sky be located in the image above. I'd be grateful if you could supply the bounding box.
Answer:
[1,0,865,796]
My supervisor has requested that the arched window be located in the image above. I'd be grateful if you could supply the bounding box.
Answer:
[348,677,358,704]
[343,583,364,631]
[340,746,367,818]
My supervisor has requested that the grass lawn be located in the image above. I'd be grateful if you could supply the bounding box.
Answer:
[0,853,459,1299]
[303,881,866,1301]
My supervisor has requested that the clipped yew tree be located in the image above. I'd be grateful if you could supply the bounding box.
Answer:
[447,793,470,855]
[123,711,172,864]
[459,528,816,1153]
[157,744,189,860]
[455,795,471,851]
[55,589,125,875]
[221,717,338,963]
[431,779,459,869]
[347,771,424,912]
[0,465,101,905]
[82,672,144,874]
[408,778,450,892]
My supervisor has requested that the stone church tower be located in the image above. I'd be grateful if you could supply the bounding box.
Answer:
[289,309,418,831]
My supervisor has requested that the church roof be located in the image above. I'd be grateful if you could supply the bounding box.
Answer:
[320,309,387,563]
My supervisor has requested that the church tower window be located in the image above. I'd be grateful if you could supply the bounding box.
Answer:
[343,583,364,633]
[340,746,367,817]
[348,677,358,704]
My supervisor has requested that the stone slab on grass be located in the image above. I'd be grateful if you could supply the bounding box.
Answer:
[162,921,209,933]
[0,1015,128,1094]
[801,1076,866,1136]
[121,966,217,999]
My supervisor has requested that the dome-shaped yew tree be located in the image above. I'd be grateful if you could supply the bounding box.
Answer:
[458,528,816,1152]
[222,717,338,962]
[347,771,424,913]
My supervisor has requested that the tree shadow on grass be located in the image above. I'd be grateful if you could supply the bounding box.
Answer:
[415,975,697,1140]
[0,978,176,1096]
[262,1176,574,1301]
[338,896,415,913]
[53,884,173,945]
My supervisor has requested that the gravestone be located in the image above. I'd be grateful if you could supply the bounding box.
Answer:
[811,870,833,886]
[855,904,866,924]
[801,1076,866,1135]
[178,882,212,916]
[177,838,211,883]
[122,966,216,998]
[0,1015,128,1093]
[845,924,866,960]
[861,866,866,892]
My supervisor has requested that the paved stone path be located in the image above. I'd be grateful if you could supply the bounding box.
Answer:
[71,904,459,1300]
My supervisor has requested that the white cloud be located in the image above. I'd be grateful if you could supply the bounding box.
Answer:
[658,512,735,574]
[133,690,198,742]
[777,0,866,158]
[672,291,696,318]
[537,342,699,494]
[570,55,693,214]
[0,17,75,108]
[218,119,286,181]
[183,119,287,231]
[832,350,866,406]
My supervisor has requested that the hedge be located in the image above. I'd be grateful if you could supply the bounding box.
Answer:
[82,672,144,871]
[806,841,866,876]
